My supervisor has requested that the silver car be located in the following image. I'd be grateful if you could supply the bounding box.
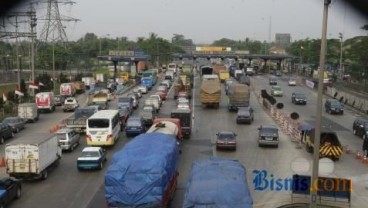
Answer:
[2,117,26,133]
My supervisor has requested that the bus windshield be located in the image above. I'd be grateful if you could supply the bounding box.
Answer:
[88,119,109,128]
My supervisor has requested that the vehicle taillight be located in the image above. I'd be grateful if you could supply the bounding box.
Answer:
[86,135,92,142]
[107,134,113,141]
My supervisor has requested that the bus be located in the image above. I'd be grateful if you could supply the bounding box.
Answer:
[86,110,120,146]
[142,69,158,85]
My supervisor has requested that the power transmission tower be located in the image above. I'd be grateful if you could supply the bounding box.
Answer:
[38,0,79,44]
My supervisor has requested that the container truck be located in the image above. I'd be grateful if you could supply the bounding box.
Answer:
[60,83,76,97]
[200,80,221,108]
[18,103,39,123]
[5,133,62,180]
[183,157,253,208]
[227,84,250,111]
[35,92,55,113]
[105,132,180,208]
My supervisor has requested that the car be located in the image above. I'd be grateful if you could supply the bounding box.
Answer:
[54,95,65,106]
[132,88,142,98]
[62,97,79,112]
[2,117,26,133]
[216,131,237,150]
[160,80,171,88]
[257,125,279,147]
[291,92,307,105]
[125,116,146,137]
[56,128,80,151]
[0,177,22,206]
[271,86,283,97]
[288,78,297,86]
[353,119,368,139]
[93,101,109,110]
[325,99,344,115]
[150,95,162,106]
[177,98,189,105]
[236,107,254,124]
[269,77,277,85]
[77,147,107,170]
[137,85,148,94]
[140,105,157,126]
[157,85,168,94]
[155,91,167,101]
[275,70,282,77]
[239,75,250,86]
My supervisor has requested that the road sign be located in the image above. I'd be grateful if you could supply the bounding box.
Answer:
[234,50,250,55]
[108,50,135,57]
[195,46,231,52]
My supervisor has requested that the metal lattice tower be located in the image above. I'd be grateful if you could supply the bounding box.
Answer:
[38,0,79,44]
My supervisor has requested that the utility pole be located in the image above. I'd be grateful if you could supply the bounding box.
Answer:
[30,3,36,83]
[339,32,343,79]
[52,40,56,93]
[15,15,21,90]
[310,0,331,207]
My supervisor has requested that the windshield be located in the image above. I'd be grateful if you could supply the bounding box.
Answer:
[80,151,100,157]
[2,118,16,124]
[75,108,96,118]
[218,133,235,139]
[56,133,67,140]
[273,86,281,90]
[118,97,131,103]
[88,119,109,128]
[260,128,278,135]
[127,119,141,127]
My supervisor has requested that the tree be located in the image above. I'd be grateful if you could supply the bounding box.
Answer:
[20,79,28,98]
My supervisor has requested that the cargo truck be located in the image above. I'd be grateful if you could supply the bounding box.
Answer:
[302,127,343,161]
[200,80,221,108]
[18,103,39,123]
[174,76,192,99]
[62,106,98,133]
[35,92,55,113]
[183,157,253,208]
[60,83,76,97]
[105,132,180,208]
[227,84,250,111]
[171,108,192,139]
[5,133,62,180]
[219,69,230,83]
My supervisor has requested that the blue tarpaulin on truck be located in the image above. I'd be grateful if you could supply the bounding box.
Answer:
[105,132,179,207]
[183,157,253,208]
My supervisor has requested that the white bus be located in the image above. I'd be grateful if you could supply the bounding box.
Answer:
[86,110,120,146]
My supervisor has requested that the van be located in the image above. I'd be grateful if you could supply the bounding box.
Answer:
[324,99,344,115]
[56,128,80,151]
[18,103,39,123]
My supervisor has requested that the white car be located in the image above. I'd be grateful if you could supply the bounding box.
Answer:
[150,95,162,106]
[288,78,297,86]
[137,85,148,94]
[132,88,142,98]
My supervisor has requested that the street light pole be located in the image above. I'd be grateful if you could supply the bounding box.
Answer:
[52,40,56,93]
[310,0,331,207]
[300,46,304,75]
[339,32,343,79]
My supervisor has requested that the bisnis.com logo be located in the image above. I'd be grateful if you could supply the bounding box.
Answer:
[252,170,352,192]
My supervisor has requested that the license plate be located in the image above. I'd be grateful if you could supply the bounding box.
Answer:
[96,136,102,139]
[266,137,273,141]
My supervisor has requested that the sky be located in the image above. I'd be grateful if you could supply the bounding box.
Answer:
[31,0,368,44]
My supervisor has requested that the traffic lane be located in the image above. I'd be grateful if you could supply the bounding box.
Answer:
[253,76,362,151]
[190,76,314,206]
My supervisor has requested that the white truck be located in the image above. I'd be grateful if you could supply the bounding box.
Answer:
[60,83,76,97]
[5,133,62,180]
[35,92,55,113]
[145,98,160,113]
[18,103,39,123]
[82,77,95,89]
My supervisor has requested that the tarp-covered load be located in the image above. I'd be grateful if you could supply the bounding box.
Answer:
[200,80,221,104]
[105,132,180,207]
[228,84,250,106]
[147,121,179,138]
[183,157,253,208]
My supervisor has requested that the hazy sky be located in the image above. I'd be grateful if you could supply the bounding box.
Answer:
[33,0,367,43]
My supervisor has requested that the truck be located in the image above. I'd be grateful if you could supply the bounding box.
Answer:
[200,80,221,108]
[171,108,191,139]
[183,157,253,208]
[92,91,108,104]
[18,103,39,123]
[181,65,194,86]
[73,81,86,94]
[219,69,230,83]
[81,77,95,89]
[62,106,98,133]
[62,97,79,112]
[35,92,55,113]
[227,84,250,111]
[235,69,244,80]
[60,83,76,97]
[174,76,192,99]
[213,64,226,74]
[141,77,154,90]
[147,118,183,141]
[168,62,177,74]
[5,133,62,180]
[105,132,180,208]
[301,127,343,161]
[95,73,106,83]
[200,66,213,77]
[137,61,147,75]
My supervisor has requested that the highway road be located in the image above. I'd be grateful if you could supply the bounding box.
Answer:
[2,67,368,207]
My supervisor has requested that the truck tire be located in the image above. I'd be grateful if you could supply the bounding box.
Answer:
[15,187,21,199]
[41,170,48,180]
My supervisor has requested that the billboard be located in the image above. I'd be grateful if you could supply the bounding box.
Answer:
[108,50,135,57]
[195,46,231,52]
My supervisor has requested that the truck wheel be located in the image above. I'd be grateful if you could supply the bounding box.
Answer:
[15,187,21,199]
[41,170,48,180]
